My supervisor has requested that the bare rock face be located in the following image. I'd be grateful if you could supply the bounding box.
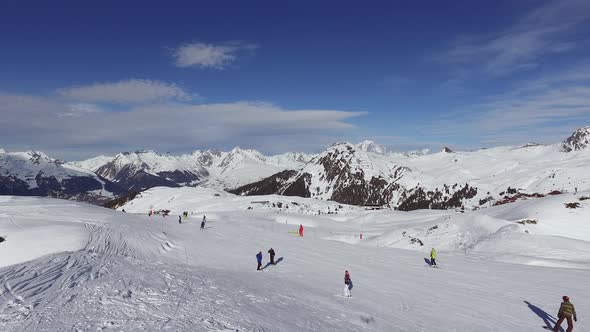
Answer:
[229,170,307,197]
[562,126,590,152]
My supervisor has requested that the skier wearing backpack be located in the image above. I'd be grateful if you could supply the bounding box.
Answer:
[256,251,263,271]
[430,248,437,267]
[554,296,577,332]
[268,248,276,265]
[344,270,353,297]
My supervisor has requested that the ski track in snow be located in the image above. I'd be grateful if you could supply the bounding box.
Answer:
[0,194,589,331]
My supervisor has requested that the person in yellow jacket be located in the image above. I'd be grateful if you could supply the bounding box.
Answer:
[430,248,437,267]
[554,295,577,332]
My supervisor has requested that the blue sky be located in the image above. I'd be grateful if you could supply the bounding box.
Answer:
[1,0,590,159]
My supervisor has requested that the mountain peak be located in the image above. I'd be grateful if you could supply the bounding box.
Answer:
[562,126,590,152]
[329,141,356,149]
[121,150,161,156]
[356,140,386,155]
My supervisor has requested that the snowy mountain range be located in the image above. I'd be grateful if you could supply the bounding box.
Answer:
[0,150,124,203]
[2,126,590,209]
[68,148,312,192]
[231,127,590,210]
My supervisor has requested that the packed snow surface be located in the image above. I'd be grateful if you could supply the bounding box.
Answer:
[1,189,588,331]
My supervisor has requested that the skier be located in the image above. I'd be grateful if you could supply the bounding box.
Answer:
[178,215,182,224]
[256,251,263,271]
[430,248,437,267]
[203,215,207,223]
[554,296,577,332]
[299,224,304,237]
[268,248,276,265]
[344,270,352,297]
[200,219,205,230]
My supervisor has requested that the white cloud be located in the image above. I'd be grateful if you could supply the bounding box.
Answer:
[439,0,590,76]
[171,42,256,69]
[0,93,364,159]
[56,79,191,104]
[425,65,590,145]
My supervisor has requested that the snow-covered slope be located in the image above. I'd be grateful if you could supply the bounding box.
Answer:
[124,187,590,269]
[68,155,114,172]
[232,127,590,210]
[1,191,588,331]
[196,147,311,189]
[0,150,123,203]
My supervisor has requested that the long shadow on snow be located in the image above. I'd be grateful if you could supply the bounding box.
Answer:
[524,301,562,331]
[423,258,432,266]
[262,257,283,270]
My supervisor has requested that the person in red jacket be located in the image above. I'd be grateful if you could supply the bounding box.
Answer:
[299,224,304,237]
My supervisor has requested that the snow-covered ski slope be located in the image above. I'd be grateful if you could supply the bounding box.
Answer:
[1,189,588,331]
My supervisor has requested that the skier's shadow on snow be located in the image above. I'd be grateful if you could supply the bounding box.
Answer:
[424,258,432,266]
[524,301,562,331]
[262,257,284,270]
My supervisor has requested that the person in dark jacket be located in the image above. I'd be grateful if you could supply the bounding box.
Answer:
[344,270,352,297]
[268,248,276,265]
[178,216,182,224]
[256,251,263,270]
[554,296,577,332]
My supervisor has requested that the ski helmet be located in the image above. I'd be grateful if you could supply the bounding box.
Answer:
[563,296,569,301]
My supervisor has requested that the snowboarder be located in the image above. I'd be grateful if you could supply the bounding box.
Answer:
[178,216,182,224]
[430,248,437,267]
[554,296,577,332]
[256,251,263,270]
[268,248,276,265]
[299,224,304,237]
[344,270,352,297]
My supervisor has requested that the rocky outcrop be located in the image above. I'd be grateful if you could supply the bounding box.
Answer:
[562,126,590,152]
[229,170,312,198]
